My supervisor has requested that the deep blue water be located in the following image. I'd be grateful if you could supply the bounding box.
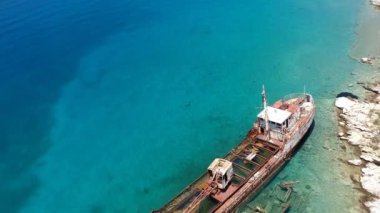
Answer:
[0,0,362,212]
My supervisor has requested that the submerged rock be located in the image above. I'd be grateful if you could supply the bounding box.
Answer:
[347,159,362,166]
[350,174,361,183]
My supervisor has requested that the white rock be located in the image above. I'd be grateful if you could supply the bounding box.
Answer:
[335,97,356,110]
[361,154,374,162]
[372,0,380,6]
[361,152,380,163]
[361,163,380,197]
[365,199,380,213]
[348,131,363,145]
[361,57,373,64]
[338,132,345,137]
[361,57,369,62]
[347,159,362,166]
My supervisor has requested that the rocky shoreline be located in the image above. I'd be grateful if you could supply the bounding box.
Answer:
[335,81,380,212]
[335,0,380,210]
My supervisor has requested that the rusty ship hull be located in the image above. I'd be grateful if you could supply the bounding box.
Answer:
[155,92,315,213]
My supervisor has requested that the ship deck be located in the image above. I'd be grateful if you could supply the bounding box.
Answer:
[157,133,280,212]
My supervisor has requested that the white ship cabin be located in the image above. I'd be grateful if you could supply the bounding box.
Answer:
[257,106,295,141]
[207,158,233,190]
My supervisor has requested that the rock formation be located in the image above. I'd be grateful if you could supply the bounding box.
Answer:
[335,92,380,212]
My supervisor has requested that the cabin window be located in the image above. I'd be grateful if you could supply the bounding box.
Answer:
[259,118,287,131]
[269,121,281,130]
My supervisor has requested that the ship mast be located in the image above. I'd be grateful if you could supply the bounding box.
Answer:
[262,85,270,134]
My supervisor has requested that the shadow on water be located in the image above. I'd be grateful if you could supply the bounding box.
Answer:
[336,92,359,99]
[238,120,316,210]
[0,0,158,211]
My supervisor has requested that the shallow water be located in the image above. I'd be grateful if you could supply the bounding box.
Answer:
[0,0,366,212]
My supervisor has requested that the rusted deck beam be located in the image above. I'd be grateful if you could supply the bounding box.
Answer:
[249,152,268,161]
[255,145,276,154]
[234,155,261,167]
[232,162,254,173]
[233,173,245,180]
[231,152,262,167]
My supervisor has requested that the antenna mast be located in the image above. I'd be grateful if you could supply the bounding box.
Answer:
[303,85,306,96]
[262,85,269,133]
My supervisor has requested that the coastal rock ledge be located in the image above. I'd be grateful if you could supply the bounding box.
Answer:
[335,95,380,212]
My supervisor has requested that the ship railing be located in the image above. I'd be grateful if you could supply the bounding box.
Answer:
[282,93,310,102]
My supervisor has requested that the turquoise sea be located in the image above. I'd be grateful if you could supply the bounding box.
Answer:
[0,0,364,212]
